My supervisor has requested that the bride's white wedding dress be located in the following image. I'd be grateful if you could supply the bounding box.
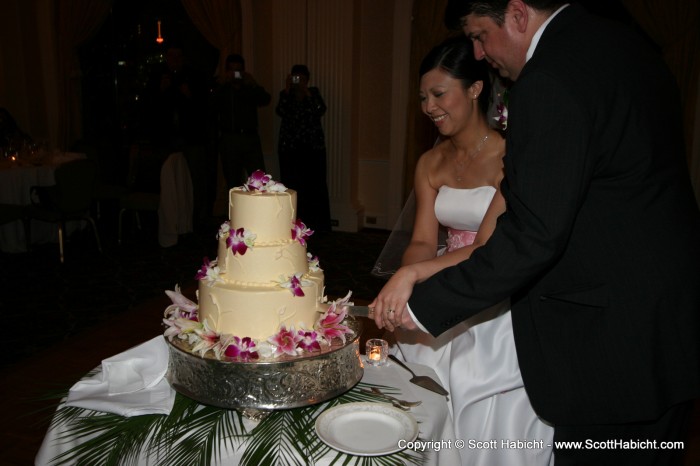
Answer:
[393,185,554,466]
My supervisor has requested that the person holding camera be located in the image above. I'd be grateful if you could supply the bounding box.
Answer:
[276,64,332,232]
[212,54,271,190]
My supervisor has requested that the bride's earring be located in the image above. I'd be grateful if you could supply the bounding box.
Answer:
[470,81,484,100]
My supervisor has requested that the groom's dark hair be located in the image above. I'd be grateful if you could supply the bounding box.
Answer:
[444,0,567,30]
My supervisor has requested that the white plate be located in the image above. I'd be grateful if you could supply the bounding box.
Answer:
[315,402,419,456]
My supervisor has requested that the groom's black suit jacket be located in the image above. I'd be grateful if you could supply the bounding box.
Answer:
[410,4,700,426]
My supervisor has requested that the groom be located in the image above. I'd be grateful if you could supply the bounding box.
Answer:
[379,1,700,464]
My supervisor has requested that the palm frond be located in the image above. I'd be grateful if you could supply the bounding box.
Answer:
[49,411,166,465]
[146,394,249,466]
[39,382,427,466]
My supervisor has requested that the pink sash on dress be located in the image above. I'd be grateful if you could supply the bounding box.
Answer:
[446,228,477,252]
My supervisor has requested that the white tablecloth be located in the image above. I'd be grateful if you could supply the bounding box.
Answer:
[158,152,193,247]
[35,354,459,465]
[0,153,85,253]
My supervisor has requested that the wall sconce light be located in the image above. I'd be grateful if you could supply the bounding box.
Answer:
[156,20,164,44]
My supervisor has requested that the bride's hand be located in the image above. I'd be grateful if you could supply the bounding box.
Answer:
[369,266,419,331]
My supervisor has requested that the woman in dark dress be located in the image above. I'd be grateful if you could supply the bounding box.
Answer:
[276,65,332,232]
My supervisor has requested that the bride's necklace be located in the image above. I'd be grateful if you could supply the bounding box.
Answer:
[454,133,489,182]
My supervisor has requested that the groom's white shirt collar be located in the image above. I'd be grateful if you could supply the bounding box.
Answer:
[526,4,570,61]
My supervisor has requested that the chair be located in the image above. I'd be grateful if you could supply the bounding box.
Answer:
[70,139,129,219]
[117,191,160,244]
[0,203,27,226]
[0,203,29,251]
[117,151,193,246]
[25,158,103,262]
[117,146,160,244]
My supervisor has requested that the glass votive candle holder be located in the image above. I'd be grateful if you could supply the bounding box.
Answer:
[365,338,389,366]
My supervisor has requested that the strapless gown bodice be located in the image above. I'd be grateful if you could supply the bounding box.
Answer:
[435,186,496,252]
[435,185,496,231]
[393,185,554,465]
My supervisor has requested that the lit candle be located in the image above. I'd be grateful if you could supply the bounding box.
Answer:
[365,338,388,366]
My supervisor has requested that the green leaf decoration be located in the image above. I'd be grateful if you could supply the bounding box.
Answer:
[40,383,426,466]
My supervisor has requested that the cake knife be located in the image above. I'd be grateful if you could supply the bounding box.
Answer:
[341,305,373,317]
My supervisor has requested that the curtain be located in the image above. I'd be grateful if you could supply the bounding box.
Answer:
[181,0,242,80]
[56,0,112,149]
[404,0,451,199]
[621,0,700,170]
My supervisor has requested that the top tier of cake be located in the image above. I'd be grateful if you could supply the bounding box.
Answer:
[229,187,296,243]
[217,188,310,285]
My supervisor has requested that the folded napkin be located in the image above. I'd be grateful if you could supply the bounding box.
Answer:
[65,336,175,417]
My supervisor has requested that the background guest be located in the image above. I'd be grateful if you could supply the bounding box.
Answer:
[212,54,271,190]
[276,64,332,233]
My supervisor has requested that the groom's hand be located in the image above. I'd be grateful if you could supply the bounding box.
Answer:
[399,306,419,330]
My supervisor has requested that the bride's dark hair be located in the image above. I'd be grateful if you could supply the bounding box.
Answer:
[419,35,492,115]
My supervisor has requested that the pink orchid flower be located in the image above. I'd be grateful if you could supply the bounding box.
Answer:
[227,228,256,255]
[245,170,271,191]
[224,336,259,361]
[226,228,257,256]
[243,170,287,192]
[297,329,321,352]
[217,221,231,240]
[328,290,353,314]
[191,320,221,357]
[278,274,306,297]
[289,275,305,297]
[163,316,202,341]
[493,103,508,130]
[307,253,321,272]
[194,257,223,286]
[291,219,314,246]
[317,308,351,344]
[269,325,302,356]
[164,285,198,320]
[265,180,287,192]
[316,291,353,344]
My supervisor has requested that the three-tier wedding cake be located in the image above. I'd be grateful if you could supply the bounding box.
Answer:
[163,170,353,361]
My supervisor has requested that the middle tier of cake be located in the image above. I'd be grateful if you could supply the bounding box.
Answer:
[217,239,310,283]
[198,275,325,340]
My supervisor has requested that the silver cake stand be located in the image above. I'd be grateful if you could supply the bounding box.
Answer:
[165,319,363,419]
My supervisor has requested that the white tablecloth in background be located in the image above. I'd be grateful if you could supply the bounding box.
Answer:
[35,353,459,465]
[158,152,193,247]
[0,153,85,253]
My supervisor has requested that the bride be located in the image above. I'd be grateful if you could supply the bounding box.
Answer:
[370,36,553,465]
